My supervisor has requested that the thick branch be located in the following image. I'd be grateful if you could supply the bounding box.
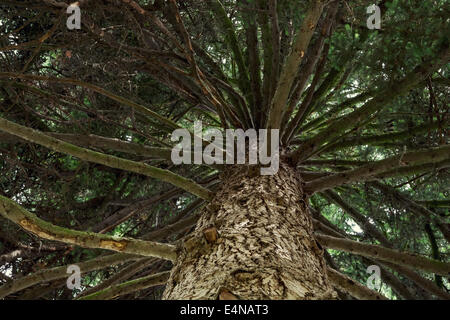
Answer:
[266,0,325,129]
[375,159,450,180]
[209,0,250,97]
[76,257,154,299]
[0,253,136,299]
[326,267,387,300]
[0,195,177,261]
[305,145,450,193]
[418,199,450,208]
[316,234,450,277]
[314,206,450,299]
[369,181,450,242]
[78,271,170,300]
[0,201,199,298]
[242,0,263,125]
[380,261,450,300]
[256,0,274,122]
[0,117,214,200]
[0,132,172,161]
[0,72,181,131]
[320,190,391,247]
[282,2,340,141]
[269,0,281,103]
[290,45,450,163]
[320,121,446,154]
[425,224,444,288]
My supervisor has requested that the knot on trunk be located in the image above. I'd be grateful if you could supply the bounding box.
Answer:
[180,226,220,259]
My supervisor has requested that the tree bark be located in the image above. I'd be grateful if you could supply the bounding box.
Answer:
[163,162,336,299]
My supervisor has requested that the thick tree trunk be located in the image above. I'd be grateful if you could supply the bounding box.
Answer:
[163,162,336,299]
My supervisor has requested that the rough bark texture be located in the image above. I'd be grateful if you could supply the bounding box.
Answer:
[163,162,336,299]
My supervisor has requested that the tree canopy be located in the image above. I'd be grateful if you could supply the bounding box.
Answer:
[0,0,448,300]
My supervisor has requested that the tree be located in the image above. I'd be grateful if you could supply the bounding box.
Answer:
[0,0,448,300]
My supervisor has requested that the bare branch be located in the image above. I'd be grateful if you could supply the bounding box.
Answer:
[326,267,388,300]
[209,0,250,98]
[0,195,177,261]
[316,234,450,277]
[369,181,450,242]
[0,117,214,200]
[0,253,136,299]
[0,72,181,132]
[78,271,170,300]
[266,0,325,129]
[290,45,450,163]
[0,132,172,161]
[319,121,446,154]
[304,145,450,193]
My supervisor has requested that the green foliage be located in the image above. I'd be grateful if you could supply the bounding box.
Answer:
[0,0,448,300]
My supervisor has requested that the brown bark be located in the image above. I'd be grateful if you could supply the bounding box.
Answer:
[163,162,336,300]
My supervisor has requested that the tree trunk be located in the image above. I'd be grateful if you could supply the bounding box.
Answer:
[163,162,336,300]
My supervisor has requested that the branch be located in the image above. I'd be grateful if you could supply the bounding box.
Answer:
[266,0,325,129]
[304,145,450,193]
[380,261,450,300]
[0,253,135,299]
[117,0,184,51]
[209,0,250,97]
[0,200,199,298]
[316,234,450,277]
[283,42,330,144]
[425,224,444,289]
[0,72,181,132]
[242,0,263,126]
[142,211,200,242]
[78,271,170,300]
[296,90,374,135]
[418,199,450,208]
[0,132,172,161]
[79,267,387,301]
[290,65,349,139]
[368,259,415,300]
[302,159,369,167]
[290,45,450,163]
[167,0,247,129]
[0,195,178,261]
[319,121,446,154]
[76,257,154,298]
[375,159,450,180]
[91,188,181,234]
[256,0,274,122]
[369,181,450,242]
[320,190,391,247]
[77,204,201,298]
[313,205,450,299]
[282,1,340,141]
[0,117,214,200]
[326,267,388,300]
[269,0,281,103]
